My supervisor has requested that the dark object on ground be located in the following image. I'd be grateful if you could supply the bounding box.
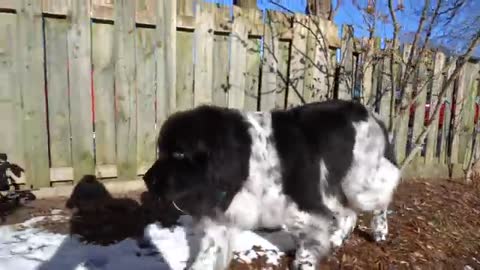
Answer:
[66,174,112,210]
[0,153,36,223]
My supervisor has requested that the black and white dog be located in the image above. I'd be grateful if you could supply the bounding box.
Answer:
[143,100,401,270]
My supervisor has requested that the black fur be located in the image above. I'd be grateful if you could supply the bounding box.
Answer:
[271,100,369,214]
[144,105,252,219]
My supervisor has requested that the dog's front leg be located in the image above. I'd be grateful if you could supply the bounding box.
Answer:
[187,217,232,270]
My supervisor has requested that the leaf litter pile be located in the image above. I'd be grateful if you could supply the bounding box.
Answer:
[2,177,479,270]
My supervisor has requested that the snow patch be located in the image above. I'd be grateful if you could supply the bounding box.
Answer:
[0,214,292,270]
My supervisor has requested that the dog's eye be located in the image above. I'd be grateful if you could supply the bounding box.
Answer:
[172,152,185,160]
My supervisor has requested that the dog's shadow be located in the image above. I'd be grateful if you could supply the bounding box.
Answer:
[37,175,173,270]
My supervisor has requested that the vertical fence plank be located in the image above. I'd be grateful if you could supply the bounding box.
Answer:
[194,1,214,106]
[460,62,480,168]
[176,30,195,111]
[245,37,261,111]
[259,10,279,111]
[287,14,307,108]
[379,41,393,125]
[45,18,72,169]
[92,23,116,170]
[361,38,375,106]
[450,64,465,165]
[411,52,430,163]
[0,13,25,179]
[395,44,413,164]
[156,0,177,124]
[439,61,455,165]
[213,34,229,107]
[244,8,262,111]
[228,6,248,110]
[16,0,50,187]
[314,17,333,102]
[42,0,71,15]
[425,51,445,163]
[303,17,316,104]
[114,0,137,180]
[276,40,290,109]
[337,24,354,100]
[68,0,95,182]
[136,27,156,174]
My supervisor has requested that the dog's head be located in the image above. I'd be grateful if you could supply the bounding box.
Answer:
[143,106,251,218]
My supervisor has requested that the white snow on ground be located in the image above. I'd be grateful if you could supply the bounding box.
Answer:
[0,210,295,270]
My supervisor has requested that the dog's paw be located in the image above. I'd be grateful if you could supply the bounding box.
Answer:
[372,231,387,242]
[330,230,345,248]
[292,260,316,270]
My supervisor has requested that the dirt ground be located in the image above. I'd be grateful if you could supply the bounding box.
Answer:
[1,177,479,270]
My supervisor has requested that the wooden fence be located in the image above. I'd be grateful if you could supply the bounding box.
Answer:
[0,0,479,189]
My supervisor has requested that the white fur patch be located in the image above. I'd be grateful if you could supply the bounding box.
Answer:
[341,114,401,212]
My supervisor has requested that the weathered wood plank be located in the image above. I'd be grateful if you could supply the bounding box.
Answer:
[228,6,248,110]
[176,31,194,111]
[178,0,195,17]
[212,34,229,107]
[361,38,375,106]
[244,37,261,111]
[425,51,446,163]
[304,16,329,103]
[411,51,431,163]
[68,0,95,182]
[0,13,25,180]
[379,41,394,125]
[16,0,50,188]
[45,18,72,168]
[361,38,375,104]
[0,0,14,10]
[42,0,71,15]
[136,27,157,174]
[287,14,307,108]
[337,24,354,100]
[193,1,215,106]
[449,64,466,165]
[92,23,116,167]
[156,0,177,125]
[136,0,155,25]
[114,0,137,180]
[260,10,280,111]
[439,60,455,165]
[463,67,480,172]
[459,61,480,167]
[275,40,290,109]
[395,44,413,164]
[244,8,263,111]
[369,38,382,109]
